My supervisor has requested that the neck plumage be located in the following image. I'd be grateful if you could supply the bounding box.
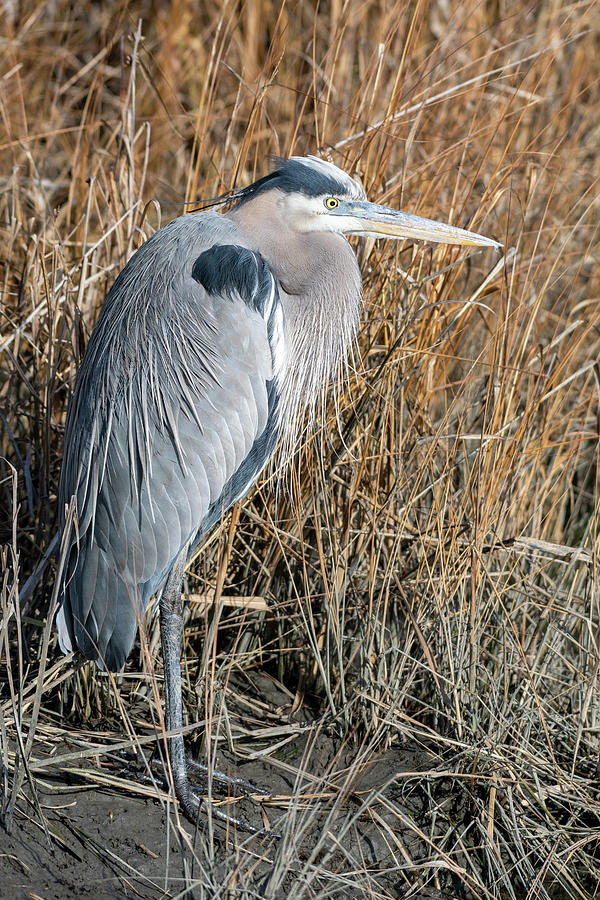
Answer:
[228,198,363,454]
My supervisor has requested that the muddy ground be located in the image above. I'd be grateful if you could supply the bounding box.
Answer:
[1,738,440,900]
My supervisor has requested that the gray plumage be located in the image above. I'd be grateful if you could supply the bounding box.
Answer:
[57,155,499,822]
[58,214,282,669]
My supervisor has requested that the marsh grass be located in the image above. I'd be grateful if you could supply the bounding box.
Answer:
[1,1,600,897]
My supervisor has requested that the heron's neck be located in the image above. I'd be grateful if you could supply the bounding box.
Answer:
[227,200,362,450]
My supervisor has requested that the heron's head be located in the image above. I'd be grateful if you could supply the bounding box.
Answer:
[232,155,500,250]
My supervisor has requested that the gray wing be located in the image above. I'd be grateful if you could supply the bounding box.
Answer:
[58,213,284,670]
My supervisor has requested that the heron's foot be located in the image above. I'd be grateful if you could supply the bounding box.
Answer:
[113,748,264,794]
[181,758,276,837]
[186,756,270,798]
[113,748,275,836]
[175,772,274,836]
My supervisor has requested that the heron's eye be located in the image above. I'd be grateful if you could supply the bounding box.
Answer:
[324,197,339,210]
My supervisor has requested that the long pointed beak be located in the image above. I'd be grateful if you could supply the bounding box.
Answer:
[340,201,501,249]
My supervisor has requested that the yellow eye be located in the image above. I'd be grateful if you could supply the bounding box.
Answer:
[324,197,339,209]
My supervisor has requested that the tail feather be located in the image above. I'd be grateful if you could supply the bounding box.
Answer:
[59,535,151,672]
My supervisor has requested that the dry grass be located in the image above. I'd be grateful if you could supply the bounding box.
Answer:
[2,1,600,897]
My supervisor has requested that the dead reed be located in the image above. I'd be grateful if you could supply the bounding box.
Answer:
[1,1,599,897]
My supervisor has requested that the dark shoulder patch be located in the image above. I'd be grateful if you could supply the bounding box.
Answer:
[191,244,273,315]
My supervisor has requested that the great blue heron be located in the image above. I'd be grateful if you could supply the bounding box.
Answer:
[57,155,499,822]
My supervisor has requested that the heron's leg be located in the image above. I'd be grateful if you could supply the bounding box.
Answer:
[158,548,189,804]
[158,550,267,832]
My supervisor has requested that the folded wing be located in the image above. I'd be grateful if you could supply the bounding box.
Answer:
[58,214,284,670]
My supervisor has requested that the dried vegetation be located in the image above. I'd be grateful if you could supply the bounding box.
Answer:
[1,1,600,897]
